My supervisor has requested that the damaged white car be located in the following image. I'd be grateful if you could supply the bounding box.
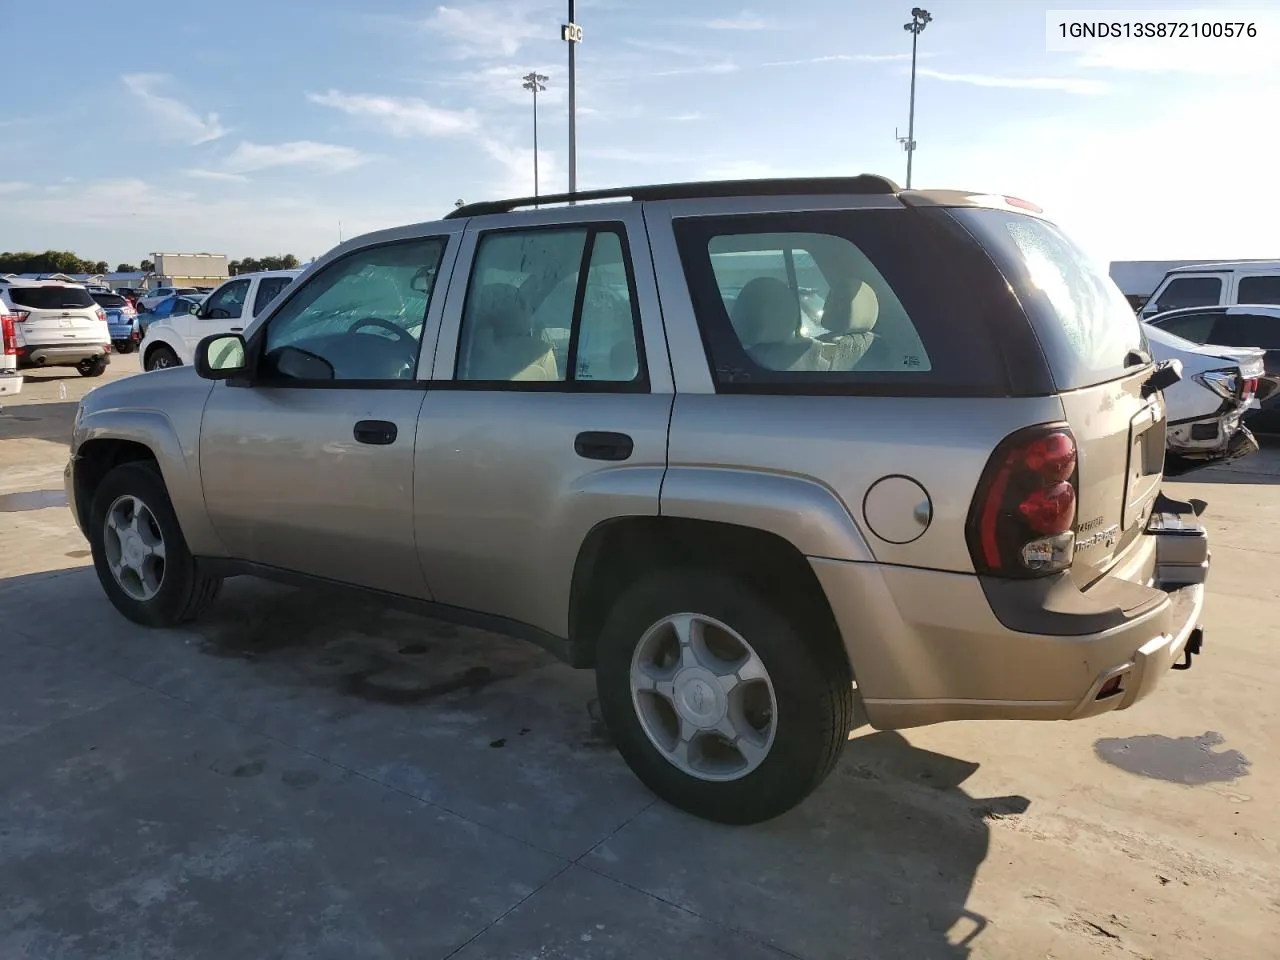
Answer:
[1144,323,1262,472]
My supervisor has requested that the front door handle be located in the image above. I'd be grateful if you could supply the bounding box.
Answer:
[354,420,398,445]
[574,431,633,461]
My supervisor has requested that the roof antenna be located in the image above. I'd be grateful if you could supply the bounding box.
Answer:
[338,221,343,244]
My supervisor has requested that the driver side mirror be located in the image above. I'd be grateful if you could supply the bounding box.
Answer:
[195,333,247,380]
[187,301,201,315]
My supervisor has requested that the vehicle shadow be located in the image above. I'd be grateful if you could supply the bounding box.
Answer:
[0,567,1021,958]
[1168,443,1280,485]
[0,401,77,444]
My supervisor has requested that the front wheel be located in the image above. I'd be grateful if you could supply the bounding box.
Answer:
[77,357,108,377]
[144,345,181,371]
[88,462,222,627]
[595,569,853,824]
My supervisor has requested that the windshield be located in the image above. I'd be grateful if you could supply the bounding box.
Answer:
[950,208,1145,388]
[5,285,96,310]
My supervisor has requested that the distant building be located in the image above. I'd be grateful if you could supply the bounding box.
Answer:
[3,271,151,292]
[151,252,228,288]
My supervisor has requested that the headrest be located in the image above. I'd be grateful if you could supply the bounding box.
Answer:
[470,283,530,338]
[731,277,801,346]
[819,277,878,335]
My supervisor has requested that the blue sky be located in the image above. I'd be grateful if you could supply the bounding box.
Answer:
[3,0,1278,266]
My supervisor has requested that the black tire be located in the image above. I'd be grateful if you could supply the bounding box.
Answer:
[77,357,108,377]
[88,461,222,627]
[113,339,137,355]
[595,568,853,825]
[144,345,181,371]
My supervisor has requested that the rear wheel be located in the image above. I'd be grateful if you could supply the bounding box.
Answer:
[113,339,137,355]
[88,462,222,627]
[145,345,181,371]
[77,357,108,377]
[595,568,853,824]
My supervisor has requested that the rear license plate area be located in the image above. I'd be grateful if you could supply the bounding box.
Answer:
[1123,401,1165,530]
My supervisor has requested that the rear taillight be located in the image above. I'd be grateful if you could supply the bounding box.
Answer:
[1243,377,1258,401]
[95,307,107,323]
[1,315,17,356]
[967,424,1078,577]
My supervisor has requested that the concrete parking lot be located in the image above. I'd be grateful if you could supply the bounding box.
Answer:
[2,357,1277,959]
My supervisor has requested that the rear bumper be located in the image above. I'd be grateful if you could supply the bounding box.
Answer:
[813,495,1209,730]
[1167,409,1256,460]
[21,343,110,366]
[0,369,22,396]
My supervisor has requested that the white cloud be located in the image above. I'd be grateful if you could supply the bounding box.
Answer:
[0,181,29,194]
[122,74,226,145]
[184,169,250,183]
[705,11,770,30]
[223,141,370,175]
[1075,44,1279,77]
[667,112,703,122]
[916,68,1108,95]
[3,178,441,264]
[651,61,739,78]
[308,90,481,137]
[761,52,933,68]
[479,137,558,198]
[423,2,550,58]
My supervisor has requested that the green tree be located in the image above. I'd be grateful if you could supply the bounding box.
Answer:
[116,263,138,273]
[90,261,109,275]
[230,254,299,275]
[140,259,154,272]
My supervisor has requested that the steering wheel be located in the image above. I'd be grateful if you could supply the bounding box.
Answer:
[349,316,410,342]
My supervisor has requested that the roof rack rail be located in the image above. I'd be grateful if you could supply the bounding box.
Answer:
[445,174,901,219]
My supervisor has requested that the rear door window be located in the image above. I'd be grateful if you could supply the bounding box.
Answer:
[6,286,96,310]
[252,276,292,316]
[673,210,1009,394]
[1153,276,1224,313]
[948,208,1144,389]
[1149,311,1217,343]
[1236,274,1280,305]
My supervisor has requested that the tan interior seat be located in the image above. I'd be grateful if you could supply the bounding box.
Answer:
[463,283,560,381]
[730,277,828,372]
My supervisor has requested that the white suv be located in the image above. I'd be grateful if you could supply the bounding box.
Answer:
[1140,260,1280,319]
[141,270,298,371]
[137,286,200,313]
[0,279,112,377]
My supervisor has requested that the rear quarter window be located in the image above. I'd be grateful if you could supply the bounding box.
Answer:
[672,209,1014,395]
[1237,275,1280,305]
[948,208,1145,389]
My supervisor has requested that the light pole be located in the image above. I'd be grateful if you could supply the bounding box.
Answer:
[522,71,548,197]
[561,2,583,196]
[900,7,932,189]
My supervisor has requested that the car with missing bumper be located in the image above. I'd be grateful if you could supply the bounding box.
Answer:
[1144,323,1262,470]
[65,176,1209,824]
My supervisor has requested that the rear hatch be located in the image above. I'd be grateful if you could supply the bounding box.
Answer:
[7,284,110,347]
[947,206,1164,586]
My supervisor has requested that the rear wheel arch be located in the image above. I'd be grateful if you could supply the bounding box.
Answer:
[568,515,852,681]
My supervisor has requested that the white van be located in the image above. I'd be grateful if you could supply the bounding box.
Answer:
[1140,260,1280,319]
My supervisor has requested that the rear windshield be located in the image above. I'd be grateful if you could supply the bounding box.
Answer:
[672,209,1009,395]
[949,208,1145,389]
[91,293,127,307]
[5,285,96,310]
[176,287,199,295]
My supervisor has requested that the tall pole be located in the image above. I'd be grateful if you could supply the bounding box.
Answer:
[522,72,548,197]
[562,3,582,196]
[901,8,932,189]
[906,27,916,189]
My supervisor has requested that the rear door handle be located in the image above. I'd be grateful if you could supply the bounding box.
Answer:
[574,431,633,461]
[354,420,398,445]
